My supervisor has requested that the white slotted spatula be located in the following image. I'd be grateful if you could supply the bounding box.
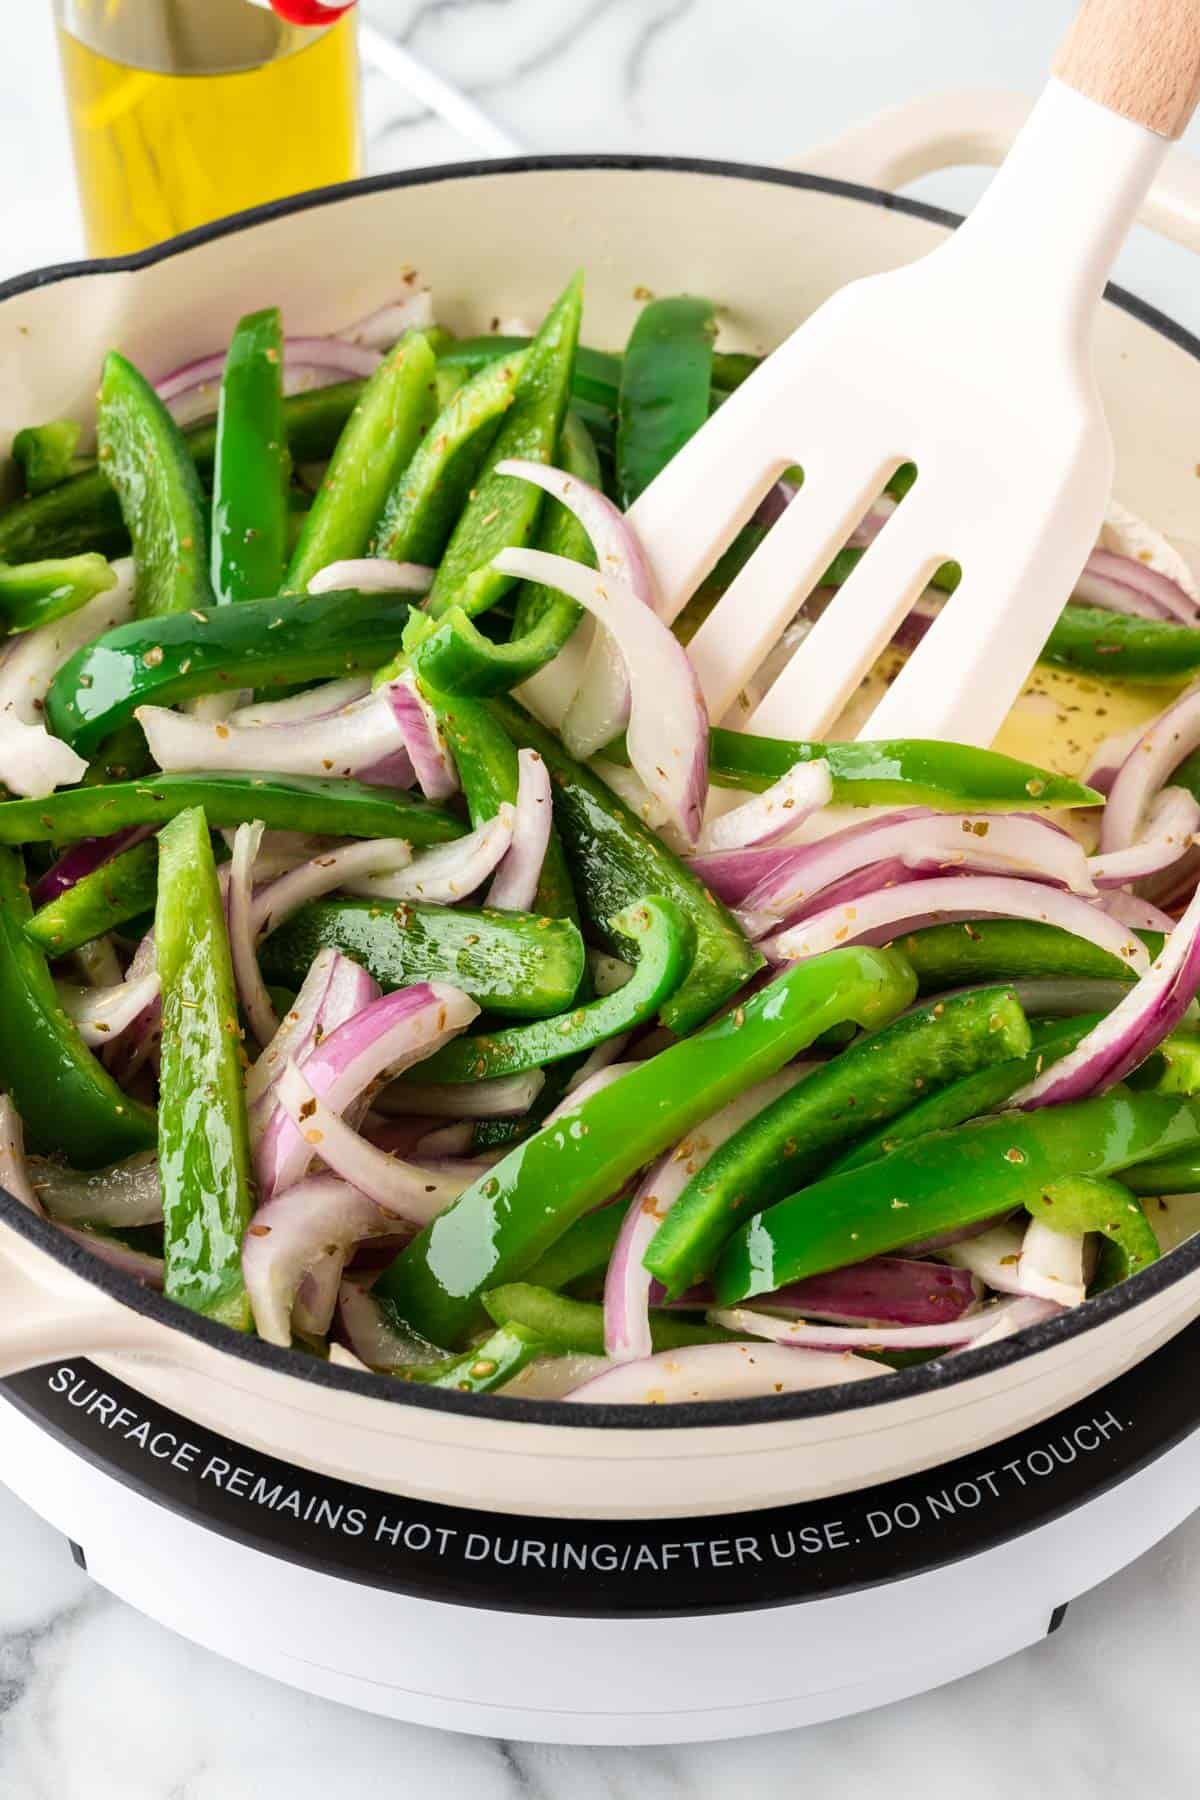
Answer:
[626,0,1200,749]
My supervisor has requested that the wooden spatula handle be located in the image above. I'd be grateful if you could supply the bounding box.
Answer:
[1055,0,1200,139]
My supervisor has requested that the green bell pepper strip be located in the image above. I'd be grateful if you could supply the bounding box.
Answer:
[437,338,758,415]
[518,1197,631,1292]
[259,899,585,1020]
[403,408,600,698]
[713,1090,1200,1305]
[12,420,88,495]
[423,687,578,924]
[406,896,694,1084]
[1041,605,1200,683]
[827,1014,1101,1175]
[426,271,584,622]
[155,807,253,1329]
[0,772,462,850]
[1027,1175,1159,1292]
[0,554,117,634]
[704,730,1100,810]
[894,920,1155,993]
[286,331,437,592]
[1142,1031,1200,1095]
[375,943,916,1346]
[0,847,156,1168]
[97,351,215,619]
[645,985,1032,1300]
[1124,1150,1200,1195]
[81,723,154,788]
[0,383,363,567]
[482,1284,735,1355]
[211,307,290,604]
[44,587,416,756]
[404,1322,546,1391]
[26,837,160,956]
[373,352,526,566]
[491,696,762,1033]
[617,295,717,506]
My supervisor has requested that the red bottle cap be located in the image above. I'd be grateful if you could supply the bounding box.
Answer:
[268,0,357,23]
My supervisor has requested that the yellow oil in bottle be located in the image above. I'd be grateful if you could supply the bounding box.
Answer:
[55,0,362,258]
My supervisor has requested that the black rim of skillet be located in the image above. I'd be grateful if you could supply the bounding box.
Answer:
[3,153,1200,1434]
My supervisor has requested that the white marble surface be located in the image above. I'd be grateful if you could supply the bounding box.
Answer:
[5,2,1200,1793]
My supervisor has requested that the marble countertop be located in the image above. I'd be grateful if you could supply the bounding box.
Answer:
[5,2,1200,1794]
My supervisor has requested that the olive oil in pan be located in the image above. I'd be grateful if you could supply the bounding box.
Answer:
[54,0,361,258]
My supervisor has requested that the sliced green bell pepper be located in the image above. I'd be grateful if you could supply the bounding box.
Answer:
[617,295,717,506]
[437,338,757,416]
[714,1090,1200,1303]
[519,1198,631,1292]
[407,896,694,1084]
[0,383,362,567]
[0,847,155,1167]
[97,351,215,619]
[26,837,159,956]
[646,986,1032,1299]
[286,330,437,592]
[0,554,117,634]
[155,806,253,1329]
[491,696,762,1033]
[895,920,1153,993]
[45,586,416,756]
[375,943,917,1345]
[1042,605,1200,683]
[211,307,289,604]
[0,772,462,849]
[405,1321,546,1391]
[1027,1175,1159,1291]
[12,419,88,494]
[259,899,585,1020]
[426,272,583,622]
[483,1283,734,1354]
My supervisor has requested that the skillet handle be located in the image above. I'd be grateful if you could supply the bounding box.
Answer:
[793,87,1200,255]
[0,1216,169,1380]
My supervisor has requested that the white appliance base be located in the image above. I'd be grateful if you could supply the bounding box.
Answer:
[0,1376,1197,1744]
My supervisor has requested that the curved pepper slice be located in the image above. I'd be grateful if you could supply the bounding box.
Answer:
[156,806,253,1330]
[617,295,717,506]
[12,420,88,494]
[1042,605,1200,683]
[0,554,117,634]
[26,838,160,956]
[482,1283,734,1354]
[286,330,437,591]
[0,383,363,567]
[406,896,695,1084]
[491,696,761,1033]
[0,772,462,849]
[211,307,290,604]
[404,1322,546,1391]
[97,351,215,619]
[713,1090,1200,1304]
[895,920,1153,993]
[437,337,757,415]
[426,271,583,622]
[404,408,600,698]
[374,943,917,1346]
[373,352,527,566]
[44,587,415,756]
[645,986,1031,1299]
[1027,1175,1160,1292]
[0,846,155,1168]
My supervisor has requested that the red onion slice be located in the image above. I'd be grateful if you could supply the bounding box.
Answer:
[155,336,382,424]
[1075,546,1200,625]
[308,559,434,597]
[56,970,163,1047]
[939,1222,1028,1294]
[136,688,413,782]
[32,827,151,910]
[30,1149,161,1229]
[1101,683,1200,852]
[761,874,1148,973]
[243,1177,395,1346]
[376,1069,544,1119]
[231,679,371,728]
[757,1257,982,1327]
[604,1068,808,1363]
[228,822,277,1047]
[1013,878,1200,1106]
[1089,785,1200,886]
[1015,1218,1088,1307]
[0,1097,41,1216]
[565,1340,884,1405]
[711,1293,1053,1351]
[255,981,478,1200]
[487,748,552,911]
[384,673,459,802]
[564,1035,633,1093]
[503,1354,610,1400]
[951,1294,1063,1351]
[250,838,413,936]
[494,546,709,845]
[247,948,379,1114]
[1100,890,1178,932]
[275,1062,475,1225]
[339,290,436,348]
[58,1225,164,1288]
[344,809,515,904]
[336,1278,448,1373]
[697,761,833,854]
